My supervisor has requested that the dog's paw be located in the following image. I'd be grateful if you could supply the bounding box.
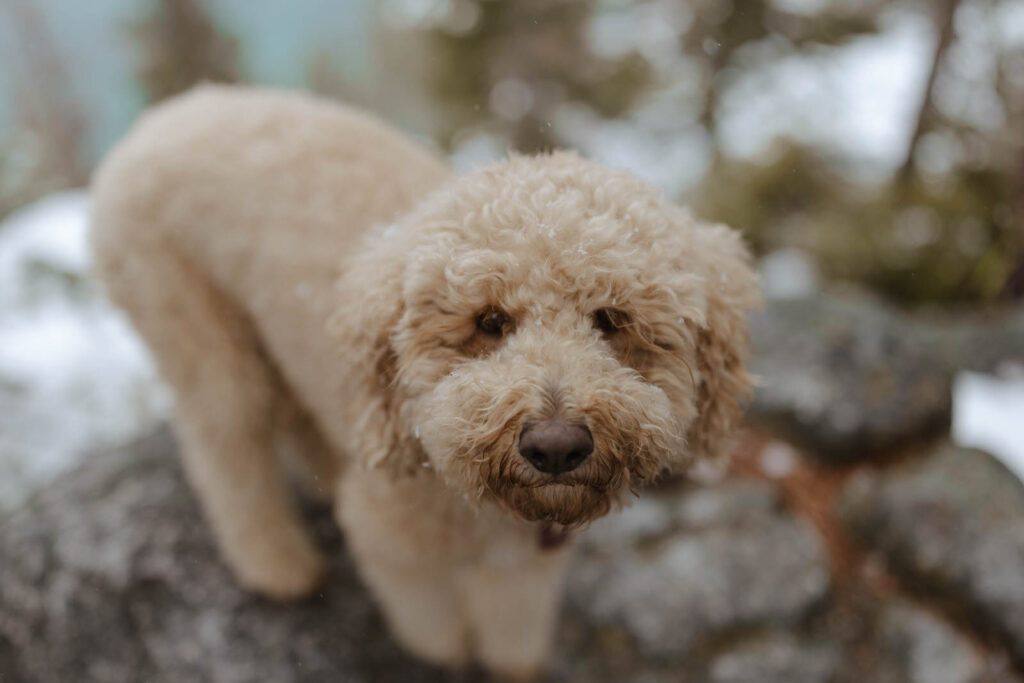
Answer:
[391,622,470,670]
[475,633,550,682]
[486,661,546,683]
[232,538,327,602]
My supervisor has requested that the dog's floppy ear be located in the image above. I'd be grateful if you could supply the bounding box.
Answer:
[328,230,423,476]
[686,223,761,464]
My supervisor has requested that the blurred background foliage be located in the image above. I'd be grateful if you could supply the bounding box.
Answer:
[127,0,241,103]
[0,0,1021,305]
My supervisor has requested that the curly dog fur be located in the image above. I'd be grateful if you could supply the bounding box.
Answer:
[90,85,759,678]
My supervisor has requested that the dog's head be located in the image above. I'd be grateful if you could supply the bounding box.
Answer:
[332,152,759,526]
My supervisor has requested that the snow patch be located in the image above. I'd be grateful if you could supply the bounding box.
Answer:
[0,190,169,513]
[953,366,1024,484]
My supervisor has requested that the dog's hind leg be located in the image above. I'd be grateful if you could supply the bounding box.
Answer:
[94,239,325,600]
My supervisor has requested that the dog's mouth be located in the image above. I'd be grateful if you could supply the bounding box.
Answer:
[502,470,613,489]
[483,473,623,527]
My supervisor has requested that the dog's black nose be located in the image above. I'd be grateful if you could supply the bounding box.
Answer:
[519,421,593,475]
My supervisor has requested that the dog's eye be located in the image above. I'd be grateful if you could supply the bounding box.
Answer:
[476,307,511,336]
[594,308,629,335]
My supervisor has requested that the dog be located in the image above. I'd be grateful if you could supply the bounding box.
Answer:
[90,85,759,679]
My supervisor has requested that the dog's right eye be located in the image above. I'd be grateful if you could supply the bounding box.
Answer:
[476,307,511,336]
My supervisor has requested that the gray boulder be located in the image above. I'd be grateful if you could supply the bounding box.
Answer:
[0,430,477,683]
[5,428,1022,682]
[568,480,830,658]
[706,631,840,683]
[748,294,952,461]
[839,442,1024,668]
[919,307,1024,375]
[866,601,1006,683]
[0,430,833,683]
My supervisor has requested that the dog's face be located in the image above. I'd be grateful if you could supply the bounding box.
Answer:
[336,153,758,527]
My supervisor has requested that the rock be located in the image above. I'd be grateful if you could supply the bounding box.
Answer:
[581,478,780,549]
[839,442,1024,667]
[748,294,951,461]
[706,631,840,683]
[0,430,478,683]
[570,479,830,658]
[816,594,1022,683]
[0,431,833,682]
[867,601,999,683]
[7,428,1024,682]
[920,308,1024,375]
[673,479,781,529]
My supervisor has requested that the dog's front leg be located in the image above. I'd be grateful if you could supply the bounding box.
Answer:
[460,541,574,681]
[336,471,471,669]
[358,561,470,668]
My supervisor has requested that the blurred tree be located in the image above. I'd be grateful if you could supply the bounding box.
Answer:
[690,0,1023,305]
[897,0,960,182]
[698,141,1017,302]
[382,0,655,153]
[0,0,87,219]
[682,0,882,128]
[307,51,374,110]
[127,0,241,104]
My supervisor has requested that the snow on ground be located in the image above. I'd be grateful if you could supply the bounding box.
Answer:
[953,366,1024,484]
[0,191,169,513]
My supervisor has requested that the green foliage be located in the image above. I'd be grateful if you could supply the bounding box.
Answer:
[695,143,1022,304]
[0,0,87,221]
[422,0,654,152]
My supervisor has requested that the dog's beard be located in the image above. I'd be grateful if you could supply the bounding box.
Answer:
[479,437,628,525]
[416,364,685,526]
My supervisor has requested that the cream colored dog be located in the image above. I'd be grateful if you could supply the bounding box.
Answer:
[91,85,759,679]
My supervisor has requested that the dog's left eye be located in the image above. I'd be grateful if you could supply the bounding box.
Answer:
[593,308,629,334]
[476,307,511,336]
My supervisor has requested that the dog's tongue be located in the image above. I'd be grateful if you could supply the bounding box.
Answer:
[538,523,570,550]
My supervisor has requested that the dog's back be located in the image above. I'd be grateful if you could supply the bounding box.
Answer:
[92,84,449,311]
[89,86,451,599]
